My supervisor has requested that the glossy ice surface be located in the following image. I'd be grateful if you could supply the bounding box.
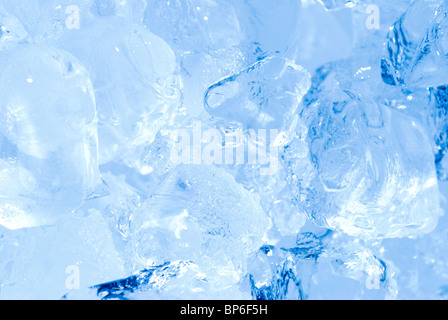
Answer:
[0,0,447,300]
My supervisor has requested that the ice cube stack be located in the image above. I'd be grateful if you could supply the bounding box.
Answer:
[0,0,447,300]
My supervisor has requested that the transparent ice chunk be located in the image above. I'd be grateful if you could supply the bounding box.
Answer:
[407,1,448,88]
[0,210,124,299]
[245,233,323,300]
[0,0,447,301]
[56,17,181,165]
[143,0,244,117]
[381,0,445,87]
[287,70,440,238]
[0,0,145,42]
[0,44,100,229]
[231,163,308,239]
[309,233,397,300]
[245,231,397,300]
[246,245,306,300]
[204,56,311,137]
[129,165,270,274]
[144,0,301,117]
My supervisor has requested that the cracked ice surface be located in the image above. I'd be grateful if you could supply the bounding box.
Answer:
[0,0,448,300]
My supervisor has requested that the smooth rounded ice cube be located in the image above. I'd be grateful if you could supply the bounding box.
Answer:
[57,17,181,165]
[129,165,270,274]
[0,44,100,229]
[288,88,441,239]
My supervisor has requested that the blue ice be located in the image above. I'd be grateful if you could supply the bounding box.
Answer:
[0,0,447,301]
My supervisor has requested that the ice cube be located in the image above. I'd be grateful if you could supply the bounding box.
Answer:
[143,0,244,118]
[144,0,300,59]
[129,165,270,275]
[144,0,301,118]
[204,56,311,137]
[56,17,181,165]
[245,233,323,300]
[287,68,440,238]
[0,0,447,301]
[381,0,445,87]
[0,209,124,299]
[0,44,100,229]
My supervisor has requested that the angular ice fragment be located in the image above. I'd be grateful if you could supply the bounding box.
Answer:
[247,246,305,300]
[287,74,440,238]
[231,163,308,239]
[351,1,411,52]
[129,165,269,274]
[310,234,397,300]
[381,0,444,87]
[0,45,100,229]
[205,56,311,138]
[306,57,432,131]
[85,171,142,245]
[246,232,398,300]
[245,233,323,300]
[407,2,448,88]
[3,0,147,42]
